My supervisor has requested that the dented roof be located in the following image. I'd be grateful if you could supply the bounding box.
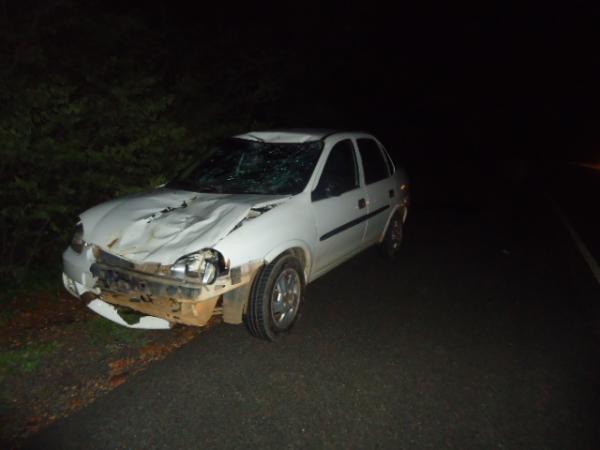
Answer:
[235,129,338,143]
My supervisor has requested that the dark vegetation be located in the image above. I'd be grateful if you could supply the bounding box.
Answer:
[0,1,282,284]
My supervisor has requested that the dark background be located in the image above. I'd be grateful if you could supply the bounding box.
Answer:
[110,0,600,159]
[146,1,599,154]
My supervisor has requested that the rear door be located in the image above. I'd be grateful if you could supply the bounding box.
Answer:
[311,138,367,274]
[356,137,395,244]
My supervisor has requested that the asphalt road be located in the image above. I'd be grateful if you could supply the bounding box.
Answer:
[27,162,600,449]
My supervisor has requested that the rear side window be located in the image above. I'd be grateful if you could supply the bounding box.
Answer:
[357,138,390,184]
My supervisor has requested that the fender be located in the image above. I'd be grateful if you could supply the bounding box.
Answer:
[263,239,314,282]
[222,240,313,326]
[378,204,407,243]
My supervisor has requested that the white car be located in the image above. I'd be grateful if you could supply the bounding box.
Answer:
[62,129,409,340]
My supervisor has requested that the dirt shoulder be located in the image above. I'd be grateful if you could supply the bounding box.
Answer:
[0,285,207,448]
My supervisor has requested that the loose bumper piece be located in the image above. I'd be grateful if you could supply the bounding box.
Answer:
[87,299,172,329]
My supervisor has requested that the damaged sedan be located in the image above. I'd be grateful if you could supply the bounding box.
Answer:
[62,129,409,340]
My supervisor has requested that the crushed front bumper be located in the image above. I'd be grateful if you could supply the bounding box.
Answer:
[90,261,219,327]
[63,246,262,328]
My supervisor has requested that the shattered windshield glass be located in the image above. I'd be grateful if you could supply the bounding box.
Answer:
[167,138,324,195]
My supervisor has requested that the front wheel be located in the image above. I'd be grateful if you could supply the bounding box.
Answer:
[244,254,305,341]
[379,210,404,261]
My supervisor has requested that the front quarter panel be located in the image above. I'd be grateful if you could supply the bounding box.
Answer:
[214,193,317,276]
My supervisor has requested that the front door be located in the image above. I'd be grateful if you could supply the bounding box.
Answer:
[311,138,366,275]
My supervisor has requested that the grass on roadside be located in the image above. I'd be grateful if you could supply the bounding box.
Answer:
[0,268,63,305]
[0,268,64,329]
[0,341,60,381]
[85,316,151,350]
[0,310,14,329]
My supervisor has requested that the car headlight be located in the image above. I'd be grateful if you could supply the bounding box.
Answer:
[170,249,223,284]
[70,222,85,254]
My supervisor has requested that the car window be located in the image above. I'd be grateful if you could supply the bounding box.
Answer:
[312,139,358,201]
[357,138,390,184]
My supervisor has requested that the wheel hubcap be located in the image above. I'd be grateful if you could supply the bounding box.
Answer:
[271,268,301,329]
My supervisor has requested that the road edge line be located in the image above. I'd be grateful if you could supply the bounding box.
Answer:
[551,200,600,286]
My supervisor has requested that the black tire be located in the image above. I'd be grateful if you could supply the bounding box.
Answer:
[244,254,305,341]
[379,210,404,261]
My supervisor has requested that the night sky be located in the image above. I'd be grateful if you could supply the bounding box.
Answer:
[3,0,600,159]
[113,0,600,160]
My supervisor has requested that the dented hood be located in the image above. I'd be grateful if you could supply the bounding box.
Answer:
[80,188,289,263]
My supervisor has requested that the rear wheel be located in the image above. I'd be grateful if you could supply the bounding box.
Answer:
[379,210,404,261]
[244,254,305,341]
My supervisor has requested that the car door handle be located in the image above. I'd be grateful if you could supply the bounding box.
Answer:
[358,198,366,209]
[389,189,395,198]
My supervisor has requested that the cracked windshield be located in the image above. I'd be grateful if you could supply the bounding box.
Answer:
[168,138,323,195]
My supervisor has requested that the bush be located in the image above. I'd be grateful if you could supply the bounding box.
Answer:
[0,2,279,286]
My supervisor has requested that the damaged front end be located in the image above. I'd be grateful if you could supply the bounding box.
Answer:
[61,187,288,330]
[85,247,262,328]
